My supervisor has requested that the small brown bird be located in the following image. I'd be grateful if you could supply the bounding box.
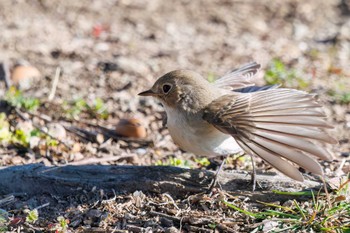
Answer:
[139,62,336,186]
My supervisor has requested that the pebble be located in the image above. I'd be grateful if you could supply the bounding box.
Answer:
[165,227,179,233]
[47,123,66,140]
[11,156,23,165]
[73,152,85,161]
[136,148,147,155]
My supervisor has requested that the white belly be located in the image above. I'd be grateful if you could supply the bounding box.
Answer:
[164,106,242,157]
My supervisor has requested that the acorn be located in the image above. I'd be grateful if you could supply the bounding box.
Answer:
[115,118,147,138]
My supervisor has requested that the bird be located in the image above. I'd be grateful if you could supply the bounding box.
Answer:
[139,62,336,189]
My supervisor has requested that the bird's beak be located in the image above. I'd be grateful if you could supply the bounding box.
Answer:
[138,89,158,96]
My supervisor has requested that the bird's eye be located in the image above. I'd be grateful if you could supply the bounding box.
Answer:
[162,84,172,93]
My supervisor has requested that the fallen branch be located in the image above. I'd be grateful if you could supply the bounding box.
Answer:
[0,164,323,200]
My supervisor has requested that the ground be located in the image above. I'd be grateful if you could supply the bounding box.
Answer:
[0,0,350,232]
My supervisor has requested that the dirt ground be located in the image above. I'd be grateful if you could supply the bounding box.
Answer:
[0,0,350,232]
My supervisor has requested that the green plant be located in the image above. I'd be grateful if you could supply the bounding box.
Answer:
[63,98,87,118]
[64,97,109,119]
[264,59,310,89]
[195,157,211,167]
[25,209,38,224]
[224,182,350,232]
[208,223,217,229]
[0,113,59,150]
[327,81,350,104]
[5,87,40,111]
[155,157,192,168]
[87,97,109,119]
[49,216,69,233]
[0,113,31,147]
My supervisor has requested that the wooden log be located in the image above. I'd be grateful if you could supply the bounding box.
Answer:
[0,164,322,199]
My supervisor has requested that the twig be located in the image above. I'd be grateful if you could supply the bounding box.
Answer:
[35,202,50,210]
[63,125,97,143]
[184,224,212,233]
[23,222,45,231]
[216,223,238,233]
[321,175,331,208]
[163,193,180,210]
[48,67,61,101]
[149,210,182,223]
[0,195,15,206]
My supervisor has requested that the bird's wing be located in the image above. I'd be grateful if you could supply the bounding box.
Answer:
[214,62,261,90]
[202,88,337,181]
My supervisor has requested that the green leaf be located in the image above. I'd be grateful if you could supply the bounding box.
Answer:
[272,190,316,196]
[14,129,29,146]
[223,201,262,218]
[57,216,69,229]
[5,87,40,111]
[195,157,211,166]
[25,209,38,223]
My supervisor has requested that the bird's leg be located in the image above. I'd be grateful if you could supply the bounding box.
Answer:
[250,154,256,191]
[207,157,226,193]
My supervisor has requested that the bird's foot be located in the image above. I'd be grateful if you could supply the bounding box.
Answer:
[207,159,226,194]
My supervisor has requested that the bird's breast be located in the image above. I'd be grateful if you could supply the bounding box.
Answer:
[164,106,242,157]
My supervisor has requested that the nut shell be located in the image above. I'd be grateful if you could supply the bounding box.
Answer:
[11,65,41,90]
[115,118,147,138]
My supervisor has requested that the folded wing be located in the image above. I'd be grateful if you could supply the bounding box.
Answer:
[202,88,336,181]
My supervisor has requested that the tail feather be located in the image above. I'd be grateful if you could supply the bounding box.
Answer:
[203,88,337,181]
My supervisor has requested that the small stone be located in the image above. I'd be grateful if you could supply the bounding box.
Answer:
[29,136,40,148]
[96,134,104,144]
[16,121,34,133]
[71,143,81,153]
[136,148,147,155]
[282,200,294,207]
[165,226,179,233]
[47,123,66,140]
[73,153,85,161]
[11,156,23,165]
